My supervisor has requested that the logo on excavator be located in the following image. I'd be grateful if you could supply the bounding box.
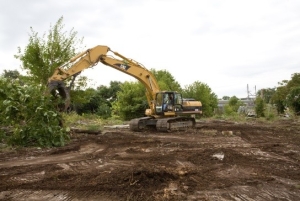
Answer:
[114,62,130,71]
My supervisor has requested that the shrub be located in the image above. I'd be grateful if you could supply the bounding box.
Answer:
[255,97,265,118]
[0,78,69,147]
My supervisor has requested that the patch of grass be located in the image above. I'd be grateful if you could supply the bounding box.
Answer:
[86,124,101,131]
[202,129,218,136]
[210,113,284,123]
[0,143,10,151]
[210,114,246,122]
[63,112,124,130]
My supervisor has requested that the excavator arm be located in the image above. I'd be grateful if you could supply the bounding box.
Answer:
[48,45,160,112]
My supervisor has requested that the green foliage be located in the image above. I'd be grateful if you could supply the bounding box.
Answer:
[224,104,236,116]
[223,96,244,116]
[112,81,147,120]
[2,69,34,85]
[255,97,265,118]
[72,81,122,119]
[286,73,300,89]
[151,69,182,91]
[272,73,300,115]
[0,77,69,147]
[182,81,218,117]
[257,88,275,104]
[2,69,20,79]
[63,112,122,131]
[228,96,243,111]
[70,88,96,113]
[271,85,286,114]
[287,86,300,114]
[285,73,300,115]
[222,96,230,100]
[93,81,122,118]
[96,103,112,119]
[14,16,84,85]
[264,104,277,120]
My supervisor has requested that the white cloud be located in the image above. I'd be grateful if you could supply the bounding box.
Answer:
[1,0,300,98]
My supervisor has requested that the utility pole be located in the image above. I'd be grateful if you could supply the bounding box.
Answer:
[247,84,256,100]
[247,84,249,99]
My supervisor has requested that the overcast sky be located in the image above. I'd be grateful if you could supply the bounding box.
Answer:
[1,0,300,98]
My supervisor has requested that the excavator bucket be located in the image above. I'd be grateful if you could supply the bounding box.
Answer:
[47,80,70,111]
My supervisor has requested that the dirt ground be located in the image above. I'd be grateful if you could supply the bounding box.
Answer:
[0,119,300,201]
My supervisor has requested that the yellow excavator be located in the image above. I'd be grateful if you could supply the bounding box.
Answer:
[48,45,202,132]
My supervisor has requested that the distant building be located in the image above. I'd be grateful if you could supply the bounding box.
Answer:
[216,98,256,115]
[218,98,255,108]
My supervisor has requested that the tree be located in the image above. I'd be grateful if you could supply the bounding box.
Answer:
[1,69,33,85]
[224,96,244,116]
[94,81,122,118]
[97,81,122,102]
[71,88,96,114]
[287,86,300,115]
[2,69,20,79]
[14,16,84,86]
[257,88,276,104]
[255,96,265,117]
[222,96,230,100]
[285,73,300,115]
[271,73,300,115]
[151,69,182,91]
[112,81,147,120]
[75,81,122,118]
[272,85,287,114]
[182,81,218,117]
[286,73,300,89]
[228,96,243,112]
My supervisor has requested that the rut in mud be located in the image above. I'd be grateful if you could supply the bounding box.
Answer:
[0,119,300,200]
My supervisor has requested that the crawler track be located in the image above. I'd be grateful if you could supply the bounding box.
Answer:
[129,116,195,132]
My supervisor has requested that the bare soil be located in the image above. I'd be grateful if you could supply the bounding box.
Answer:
[0,119,300,201]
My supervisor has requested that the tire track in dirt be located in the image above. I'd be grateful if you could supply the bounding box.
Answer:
[1,120,300,200]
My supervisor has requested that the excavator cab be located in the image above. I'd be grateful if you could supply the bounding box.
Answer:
[155,92,183,115]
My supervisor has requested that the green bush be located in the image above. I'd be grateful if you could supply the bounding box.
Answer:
[255,97,265,118]
[224,105,236,116]
[0,78,69,147]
